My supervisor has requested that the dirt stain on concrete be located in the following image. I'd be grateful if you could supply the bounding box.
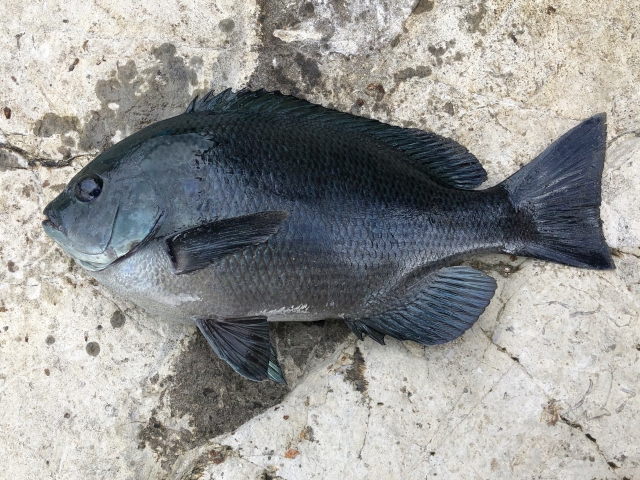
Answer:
[33,43,206,155]
[138,320,350,471]
[464,1,488,35]
[412,0,434,15]
[344,346,368,394]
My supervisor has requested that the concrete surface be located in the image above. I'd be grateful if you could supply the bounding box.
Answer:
[1,0,639,478]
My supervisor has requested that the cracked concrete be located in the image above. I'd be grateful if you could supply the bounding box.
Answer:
[177,318,627,479]
[2,0,640,478]
[487,259,640,477]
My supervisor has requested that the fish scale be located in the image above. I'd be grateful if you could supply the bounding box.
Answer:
[43,89,613,382]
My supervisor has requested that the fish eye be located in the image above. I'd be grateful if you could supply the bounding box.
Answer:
[75,175,103,202]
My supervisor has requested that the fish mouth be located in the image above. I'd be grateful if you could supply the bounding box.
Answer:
[42,207,65,234]
[41,201,165,271]
[42,205,120,258]
[42,203,119,271]
[42,219,59,231]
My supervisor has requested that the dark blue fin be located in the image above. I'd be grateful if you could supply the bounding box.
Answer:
[344,319,386,345]
[196,316,277,382]
[268,344,287,385]
[167,211,289,274]
[185,89,486,189]
[355,266,496,345]
[501,114,614,269]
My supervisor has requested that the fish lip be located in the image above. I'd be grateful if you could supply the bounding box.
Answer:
[42,208,65,234]
[42,218,66,236]
[42,218,59,231]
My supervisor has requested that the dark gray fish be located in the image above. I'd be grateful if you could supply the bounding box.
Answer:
[42,89,614,383]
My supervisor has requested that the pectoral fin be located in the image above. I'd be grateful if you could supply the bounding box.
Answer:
[167,211,289,274]
[345,266,497,345]
[196,316,285,383]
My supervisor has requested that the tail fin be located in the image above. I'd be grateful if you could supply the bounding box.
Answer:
[501,113,614,269]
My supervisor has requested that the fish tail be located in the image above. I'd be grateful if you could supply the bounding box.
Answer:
[500,113,614,269]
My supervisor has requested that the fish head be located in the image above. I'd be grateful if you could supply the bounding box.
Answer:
[42,159,165,271]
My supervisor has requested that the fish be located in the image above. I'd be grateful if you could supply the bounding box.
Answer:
[42,89,614,383]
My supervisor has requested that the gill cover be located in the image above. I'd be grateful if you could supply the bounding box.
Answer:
[43,173,164,271]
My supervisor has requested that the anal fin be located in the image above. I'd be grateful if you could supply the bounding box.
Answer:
[344,319,386,345]
[196,316,285,383]
[352,266,497,345]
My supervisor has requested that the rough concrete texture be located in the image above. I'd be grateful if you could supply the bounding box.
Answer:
[1,0,639,478]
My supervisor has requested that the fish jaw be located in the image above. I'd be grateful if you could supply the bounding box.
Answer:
[42,217,119,271]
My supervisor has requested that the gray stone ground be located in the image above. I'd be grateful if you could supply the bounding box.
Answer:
[1,0,639,478]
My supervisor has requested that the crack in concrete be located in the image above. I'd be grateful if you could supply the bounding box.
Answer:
[90,286,131,318]
[614,247,640,257]
[606,129,640,148]
[600,371,615,419]
[489,291,625,478]
[0,142,84,169]
[615,387,636,414]
[489,338,622,477]
[557,413,622,478]
[426,361,515,450]
[571,378,593,410]
[182,444,273,480]
[482,286,524,339]
[356,400,373,466]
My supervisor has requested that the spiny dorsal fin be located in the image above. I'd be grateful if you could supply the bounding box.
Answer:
[185,89,487,189]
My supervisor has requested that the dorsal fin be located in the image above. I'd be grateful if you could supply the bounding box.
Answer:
[185,89,487,189]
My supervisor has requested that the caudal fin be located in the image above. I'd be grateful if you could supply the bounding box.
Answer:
[501,114,614,269]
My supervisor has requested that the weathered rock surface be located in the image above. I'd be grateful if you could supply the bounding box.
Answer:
[1,0,639,478]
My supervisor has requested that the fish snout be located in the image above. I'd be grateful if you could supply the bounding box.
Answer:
[42,205,66,235]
